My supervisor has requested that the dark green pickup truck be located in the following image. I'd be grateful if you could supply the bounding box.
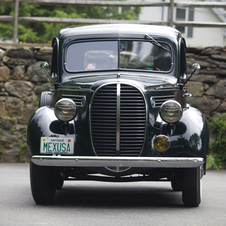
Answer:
[27,24,209,207]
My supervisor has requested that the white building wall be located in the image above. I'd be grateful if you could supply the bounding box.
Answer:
[139,5,166,22]
[136,0,225,47]
[186,7,225,47]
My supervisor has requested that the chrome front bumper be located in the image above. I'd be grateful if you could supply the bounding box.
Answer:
[31,156,204,168]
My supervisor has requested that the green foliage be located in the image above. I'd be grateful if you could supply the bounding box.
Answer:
[4,116,16,122]
[10,127,15,135]
[17,140,27,156]
[209,113,226,162]
[0,2,14,41]
[33,97,39,106]
[0,1,140,44]
[10,117,16,122]
[22,127,27,134]
[206,151,222,170]
[18,24,39,44]
[0,145,4,154]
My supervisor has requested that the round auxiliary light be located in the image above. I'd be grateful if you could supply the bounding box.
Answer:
[54,98,77,122]
[154,135,170,152]
[160,100,182,124]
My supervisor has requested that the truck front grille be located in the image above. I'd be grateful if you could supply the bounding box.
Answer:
[61,93,86,106]
[90,83,146,157]
[151,95,175,108]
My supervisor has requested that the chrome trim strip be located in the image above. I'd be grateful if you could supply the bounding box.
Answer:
[58,87,93,92]
[116,83,120,153]
[31,156,204,168]
[155,85,180,90]
[151,95,175,98]
[62,94,85,98]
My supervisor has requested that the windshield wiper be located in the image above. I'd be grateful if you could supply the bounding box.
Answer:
[145,34,171,53]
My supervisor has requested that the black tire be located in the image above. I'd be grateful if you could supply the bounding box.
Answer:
[39,91,54,108]
[171,180,182,191]
[182,167,202,207]
[55,174,64,190]
[30,161,56,205]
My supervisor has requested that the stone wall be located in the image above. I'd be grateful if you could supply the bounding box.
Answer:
[0,44,226,162]
[0,45,52,162]
[186,46,226,115]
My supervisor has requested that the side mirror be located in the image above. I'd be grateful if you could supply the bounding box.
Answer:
[191,62,201,70]
[180,63,201,90]
[40,62,49,71]
[40,62,55,85]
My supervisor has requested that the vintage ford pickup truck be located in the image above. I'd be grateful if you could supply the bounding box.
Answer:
[27,24,209,206]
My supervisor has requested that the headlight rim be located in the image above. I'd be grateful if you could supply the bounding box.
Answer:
[159,100,183,124]
[54,98,77,122]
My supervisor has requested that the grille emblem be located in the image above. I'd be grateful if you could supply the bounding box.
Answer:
[150,97,156,108]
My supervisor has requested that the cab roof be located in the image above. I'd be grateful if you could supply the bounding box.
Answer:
[57,24,181,43]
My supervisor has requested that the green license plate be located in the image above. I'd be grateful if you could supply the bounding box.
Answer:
[40,137,74,155]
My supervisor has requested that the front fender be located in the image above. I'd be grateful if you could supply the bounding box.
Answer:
[27,106,75,155]
[164,106,209,158]
[146,105,209,158]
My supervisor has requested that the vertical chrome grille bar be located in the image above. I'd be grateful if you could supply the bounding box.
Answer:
[116,83,120,155]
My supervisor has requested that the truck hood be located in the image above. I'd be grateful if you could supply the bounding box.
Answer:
[61,72,178,91]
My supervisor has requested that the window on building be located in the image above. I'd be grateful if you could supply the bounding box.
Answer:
[187,8,194,38]
[176,8,186,34]
[175,8,194,38]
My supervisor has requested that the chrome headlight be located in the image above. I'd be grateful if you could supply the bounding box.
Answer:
[54,98,77,122]
[160,100,182,123]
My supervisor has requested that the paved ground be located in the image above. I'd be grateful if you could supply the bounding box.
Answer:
[0,163,226,226]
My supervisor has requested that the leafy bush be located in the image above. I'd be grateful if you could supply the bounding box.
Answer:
[17,140,28,156]
[0,1,141,44]
[207,113,226,169]
[206,151,222,170]
[209,113,226,160]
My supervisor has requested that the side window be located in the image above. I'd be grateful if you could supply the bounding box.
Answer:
[51,38,59,81]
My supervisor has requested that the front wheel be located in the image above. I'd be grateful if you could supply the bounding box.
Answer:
[171,180,182,191]
[55,174,64,190]
[182,167,202,207]
[30,161,56,205]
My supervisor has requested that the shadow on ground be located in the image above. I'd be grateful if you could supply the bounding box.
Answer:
[53,181,184,208]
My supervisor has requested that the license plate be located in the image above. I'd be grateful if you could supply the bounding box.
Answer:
[40,137,74,155]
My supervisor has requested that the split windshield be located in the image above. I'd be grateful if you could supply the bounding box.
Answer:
[65,40,172,72]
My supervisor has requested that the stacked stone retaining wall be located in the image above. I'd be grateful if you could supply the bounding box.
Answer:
[0,45,226,162]
[0,45,52,162]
